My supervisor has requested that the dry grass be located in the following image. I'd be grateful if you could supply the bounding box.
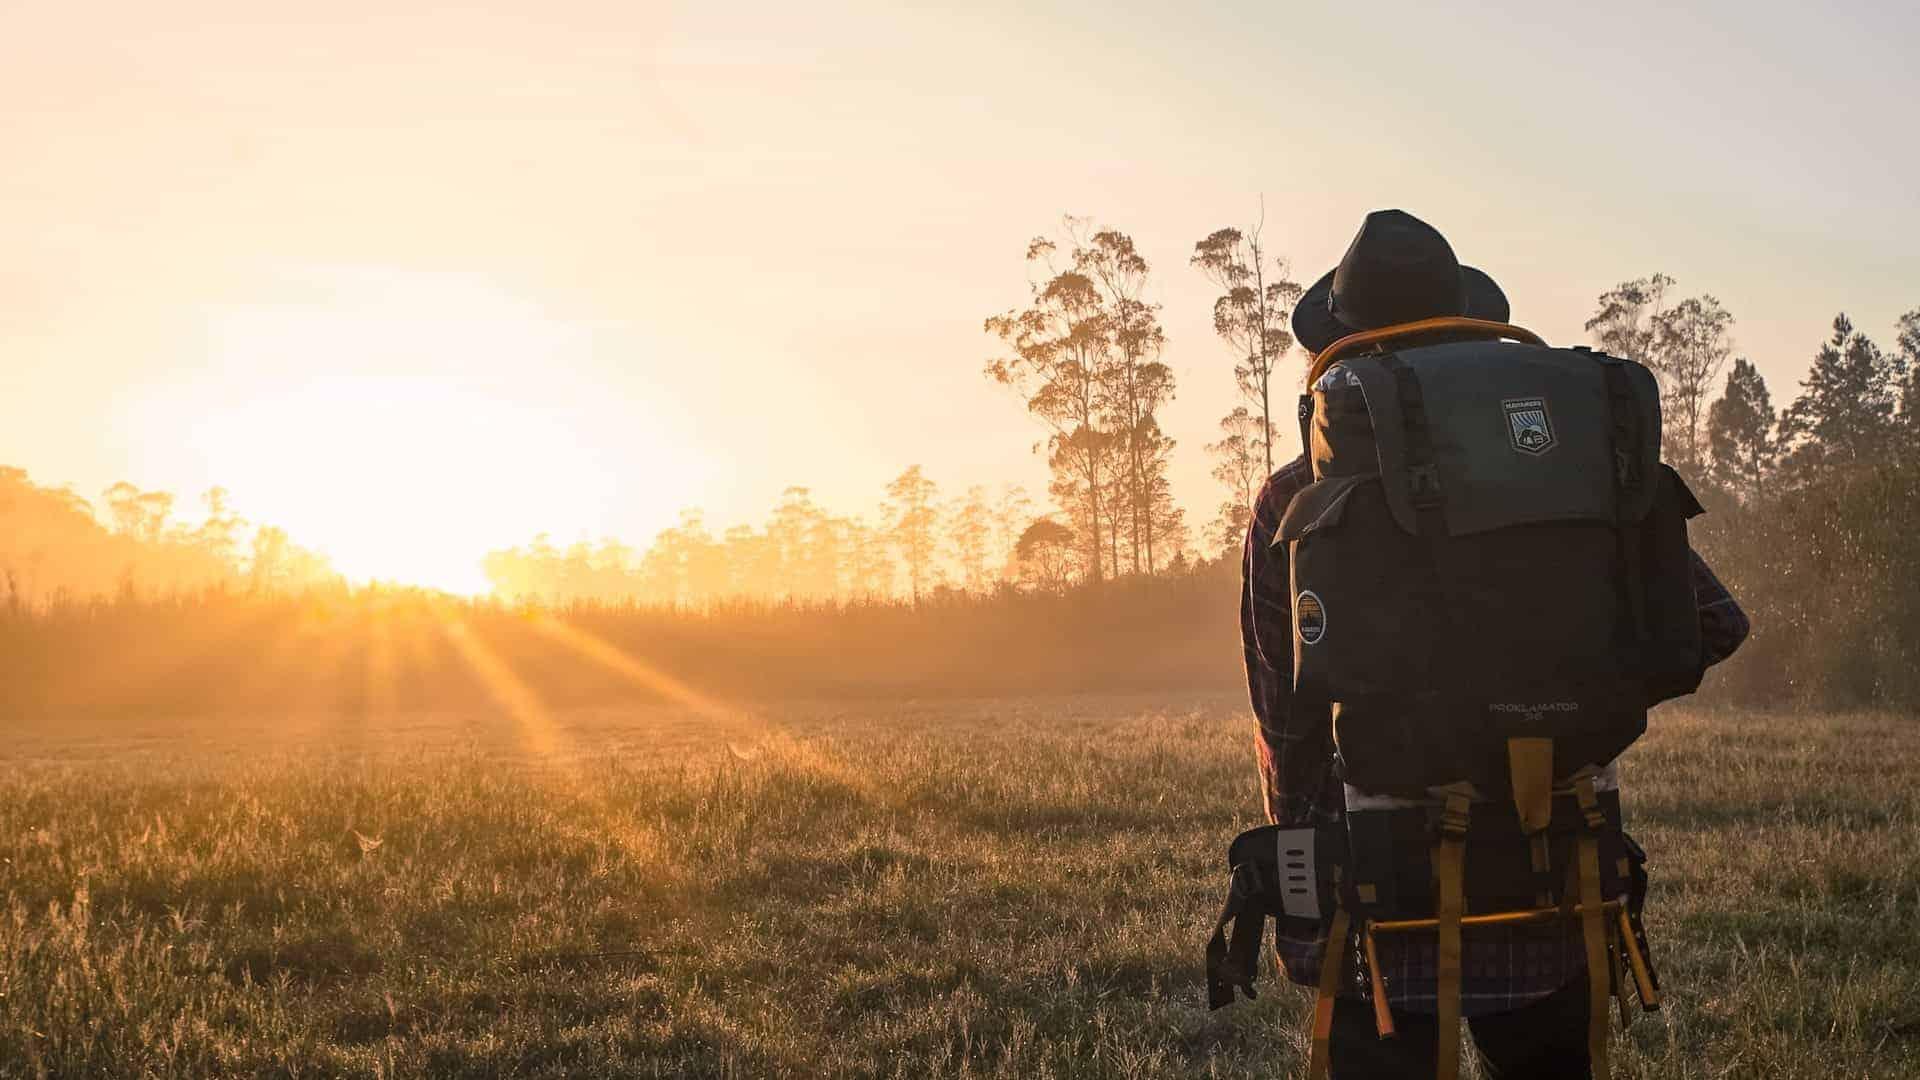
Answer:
[2,695,1915,1078]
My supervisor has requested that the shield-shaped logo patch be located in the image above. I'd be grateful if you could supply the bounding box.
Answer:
[1502,397,1556,456]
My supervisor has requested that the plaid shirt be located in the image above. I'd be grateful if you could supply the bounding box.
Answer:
[1242,453,1750,1014]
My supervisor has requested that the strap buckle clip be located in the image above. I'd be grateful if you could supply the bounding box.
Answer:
[1614,448,1640,489]
[1573,776,1608,832]
[1408,464,1444,509]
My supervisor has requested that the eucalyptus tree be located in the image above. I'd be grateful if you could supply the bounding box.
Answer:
[947,486,995,593]
[1192,212,1302,475]
[883,466,939,604]
[1077,226,1176,574]
[986,227,1118,583]
[1207,406,1272,553]
[1587,275,1733,475]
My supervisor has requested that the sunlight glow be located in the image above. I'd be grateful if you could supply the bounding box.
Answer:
[525,615,747,727]
[175,273,663,593]
[439,615,569,761]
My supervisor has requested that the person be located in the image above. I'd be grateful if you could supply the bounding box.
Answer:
[1240,210,1750,1078]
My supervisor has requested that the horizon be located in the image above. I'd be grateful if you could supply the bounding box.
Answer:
[6,0,1917,592]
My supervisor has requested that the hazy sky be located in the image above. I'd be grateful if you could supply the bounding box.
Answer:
[5,0,1916,589]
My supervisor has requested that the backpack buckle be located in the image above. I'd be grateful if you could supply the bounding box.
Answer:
[1614,448,1640,489]
[1408,464,1444,508]
[1437,792,1472,839]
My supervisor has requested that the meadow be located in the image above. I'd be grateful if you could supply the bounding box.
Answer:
[3,694,1915,1079]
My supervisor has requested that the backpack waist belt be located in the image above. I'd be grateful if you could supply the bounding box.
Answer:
[1207,790,1662,1080]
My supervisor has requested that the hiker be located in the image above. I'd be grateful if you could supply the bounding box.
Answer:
[1220,210,1749,1079]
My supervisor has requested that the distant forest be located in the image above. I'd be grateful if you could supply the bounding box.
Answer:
[3,212,1917,708]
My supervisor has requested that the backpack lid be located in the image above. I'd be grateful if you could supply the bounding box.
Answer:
[1322,340,1662,537]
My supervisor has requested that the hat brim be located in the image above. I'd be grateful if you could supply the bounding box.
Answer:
[1292,265,1510,355]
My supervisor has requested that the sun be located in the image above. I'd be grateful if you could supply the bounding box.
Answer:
[173,271,659,593]
[202,375,622,593]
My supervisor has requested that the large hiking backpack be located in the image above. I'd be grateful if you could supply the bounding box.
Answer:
[1283,321,1705,796]
[1205,319,1695,1080]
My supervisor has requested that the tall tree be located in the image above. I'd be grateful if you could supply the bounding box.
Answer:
[1013,518,1077,592]
[247,526,333,592]
[842,515,895,601]
[947,486,995,593]
[1651,295,1735,472]
[1144,462,1189,568]
[1707,358,1777,502]
[195,486,246,568]
[722,523,778,599]
[986,225,1117,583]
[1078,226,1177,575]
[771,487,832,599]
[990,484,1032,585]
[1895,308,1920,450]
[674,512,727,604]
[638,526,687,604]
[1192,212,1303,474]
[883,466,939,604]
[1585,274,1673,364]
[1206,406,1272,554]
[102,481,174,541]
[1587,275,1733,475]
[1780,314,1904,476]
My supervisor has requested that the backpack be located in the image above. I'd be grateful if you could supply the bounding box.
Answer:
[1206,318,1691,1080]
[1282,319,1705,798]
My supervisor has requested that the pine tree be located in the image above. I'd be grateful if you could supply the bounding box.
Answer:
[1780,314,1903,477]
[1894,309,1920,456]
[1707,358,1777,502]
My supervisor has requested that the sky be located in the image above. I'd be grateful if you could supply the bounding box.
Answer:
[4,0,1916,591]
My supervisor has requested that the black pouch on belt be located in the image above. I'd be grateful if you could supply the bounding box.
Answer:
[1206,823,1347,1008]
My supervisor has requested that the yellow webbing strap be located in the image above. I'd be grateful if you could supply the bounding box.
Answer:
[1307,901,1352,1080]
[1508,737,1556,904]
[1612,922,1633,1030]
[1507,737,1555,835]
[1433,788,1472,1080]
[1363,925,1395,1039]
[1575,778,1612,1080]
[1619,907,1661,1008]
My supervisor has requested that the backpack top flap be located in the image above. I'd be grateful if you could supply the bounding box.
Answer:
[1335,341,1662,537]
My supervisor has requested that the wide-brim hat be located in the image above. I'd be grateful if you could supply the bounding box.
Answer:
[1292,209,1509,355]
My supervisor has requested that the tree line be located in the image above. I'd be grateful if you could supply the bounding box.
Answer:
[476,235,1920,708]
[0,468,336,607]
[7,206,1919,712]
[1631,293,1920,705]
[480,211,1294,606]
[983,213,1310,575]
[480,473,1045,606]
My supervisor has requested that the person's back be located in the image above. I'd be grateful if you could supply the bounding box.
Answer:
[1208,210,1750,1080]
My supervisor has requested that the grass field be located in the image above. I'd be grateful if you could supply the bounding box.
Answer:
[3,695,1916,1078]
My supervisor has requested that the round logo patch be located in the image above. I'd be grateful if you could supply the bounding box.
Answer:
[1296,590,1327,645]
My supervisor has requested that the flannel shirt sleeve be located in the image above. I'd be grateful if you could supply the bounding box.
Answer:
[1241,458,1340,828]
[1690,548,1749,667]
